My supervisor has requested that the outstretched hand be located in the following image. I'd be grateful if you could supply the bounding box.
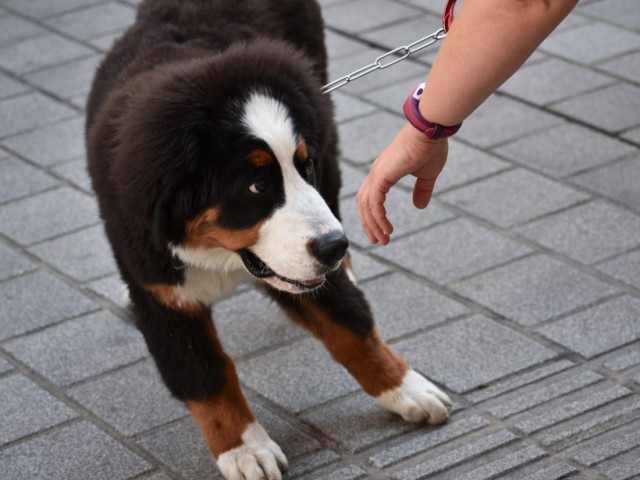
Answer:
[356,123,449,245]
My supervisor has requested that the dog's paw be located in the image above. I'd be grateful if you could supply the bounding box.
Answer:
[217,422,287,480]
[376,369,451,425]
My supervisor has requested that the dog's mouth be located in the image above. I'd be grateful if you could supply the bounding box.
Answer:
[239,249,326,290]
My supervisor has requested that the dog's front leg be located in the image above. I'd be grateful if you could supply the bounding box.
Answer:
[132,289,287,480]
[271,268,451,424]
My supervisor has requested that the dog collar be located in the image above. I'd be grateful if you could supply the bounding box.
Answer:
[403,83,462,139]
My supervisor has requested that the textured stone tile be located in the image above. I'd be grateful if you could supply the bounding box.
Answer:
[367,413,490,468]
[537,296,640,358]
[46,2,136,40]
[391,429,518,480]
[452,255,616,326]
[323,0,419,34]
[346,248,389,281]
[1,117,85,166]
[0,156,58,202]
[362,273,467,340]
[493,123,637,178]
[88,274,130,307]
[338,110,405,164]
[285,451,341,479]
[338,161,367,198]
[441,169,588,228]
[213,288,304,358]
[301,392,415,452]
[394,315,556,393]
[515,200,640,264]
[0,242,34,281]
[0,271,97,340]
[325,30,367,61]
[540,22,640,64]
[28,225,117,282]
[51,158,94,192]
[595,446,640,480]
[0,34,92,74]
[4,310,148,386]
[433,140,511,192]
[0,357,13,374]
[0,71,30,100]
[598,50,640,83]
[552,83,640,134]
[1,0,104,19]
[375,219,530,284]
[598,343,640,372]
[300,464,366,480]
[455,95,564,149]
[25,55,102,100]
[571,156,640,211]
[580,0,640,29]
[68,360,186,436]
[0,421,151,480]
[0,14,45,47]
[0,375,77,444]
[361,73,431,113]
[500,58,614,106]
[360,15,443,54]
[491,456,576,480]
[237,338,359,413]
[341,189,453,247]
[0,187,99,245]
[622,125,640,144]
[0,93,76,138]
[332,91,376,124]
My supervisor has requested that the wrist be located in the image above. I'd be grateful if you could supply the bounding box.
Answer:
[403,83,462,139]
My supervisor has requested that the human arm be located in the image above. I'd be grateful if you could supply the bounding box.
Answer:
[356,0,578,245]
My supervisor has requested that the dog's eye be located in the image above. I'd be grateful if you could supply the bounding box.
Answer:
[305,158,315,178]
[248,177,270,195]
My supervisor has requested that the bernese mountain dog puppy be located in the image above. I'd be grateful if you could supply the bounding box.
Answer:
[86,1,451,478]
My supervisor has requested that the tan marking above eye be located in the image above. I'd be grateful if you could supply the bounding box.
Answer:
[184,207,264,251]
[296,139,308,163]
[248,149,273,167]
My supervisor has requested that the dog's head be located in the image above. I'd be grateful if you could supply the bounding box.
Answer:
[111,41,346,293]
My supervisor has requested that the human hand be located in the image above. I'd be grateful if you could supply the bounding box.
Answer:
[356,122,449,245]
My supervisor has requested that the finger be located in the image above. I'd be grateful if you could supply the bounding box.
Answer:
[369,191,394,238]
[363,200,388,244]
[356,188,379,244]
[413,178,437,209]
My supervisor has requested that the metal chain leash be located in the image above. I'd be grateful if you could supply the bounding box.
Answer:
[321,27,447,94]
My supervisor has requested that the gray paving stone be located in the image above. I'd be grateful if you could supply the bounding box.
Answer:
[562,418,640,466]
[540,22,640,64]
[598,50,640,84]
[367,413,490,468]
[325,30,367,61]
[455,95,565,149]
[338,110,406,164]
[598,343,640,372]
[88,274,130,307]
[332,92,376,124]
[0,271,97,340]
[341,189,453,247]
[595,446,640,480]
[0,156,58,202]
[433,140,511,192]
[504,457,577,480]
[285,451,341,479]
[51,158,94,192]
[452,255,617,326]
[0,356,12,374]
[4,310,148,386]
[0,93,76,138]
[622,125,640,144]
[515,200,640,264]
[580,0,640,29]
[0,374,77,445]
[537,296,640,358]
[346,248,389,281]
[394,315,556,393]
[0,187,99,245]
[362,273,467,340]
[0,14,45,47]
[1,0,104,19]
[391,429,518,480]
[493,123,637,178]
[0,421,151,480]
[0,242,35,281]
[28,225,117,282]
[508,380,631,434]
[374,218,530,284]
[440,169,589,228]
[301,464,366,480]
[0,34,93,74]
[322,0,419,34]
[361,73,431,113]
[0,71,29,100]
[571,156,640,211]
[68,360,186,436]
[301,392,415,452]
[553,83,640,134]
[338,161,367,198]
[25,55,102,100]
[213,288,304,358]
[88,29,125,52]
[500,58,614,106]
[360,15,443,55]
[46,2,136,41]
[237,338,359,413]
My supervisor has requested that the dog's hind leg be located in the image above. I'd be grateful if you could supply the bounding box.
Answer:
[130,286,287,480]
[271,267,452,425]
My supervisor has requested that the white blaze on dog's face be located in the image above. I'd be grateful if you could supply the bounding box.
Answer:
[238,91,346,293]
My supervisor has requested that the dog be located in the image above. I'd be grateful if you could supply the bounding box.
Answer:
[86,1,451,478]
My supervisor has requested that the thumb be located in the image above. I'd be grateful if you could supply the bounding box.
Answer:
[413,177,436,209]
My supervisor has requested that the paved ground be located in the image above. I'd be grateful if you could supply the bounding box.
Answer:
[1,0,639,479]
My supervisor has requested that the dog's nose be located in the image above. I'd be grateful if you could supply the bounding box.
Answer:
[310,231,349,267]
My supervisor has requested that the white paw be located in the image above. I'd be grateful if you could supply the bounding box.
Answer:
[376,369,451,424]
[217,422,287,480]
